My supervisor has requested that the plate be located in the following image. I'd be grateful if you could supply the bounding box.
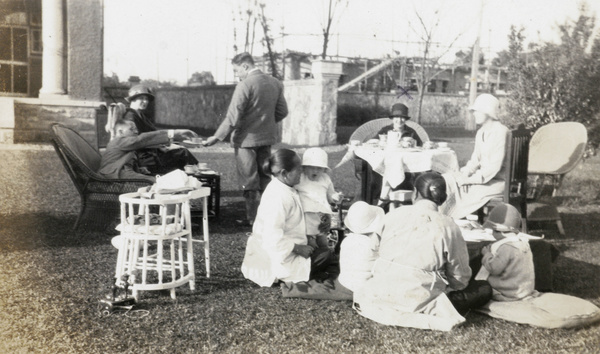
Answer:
[183,139,204,146]
[196,170,216,175]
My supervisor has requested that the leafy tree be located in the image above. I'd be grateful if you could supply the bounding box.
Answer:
[188,71,216,86]
[102,72,123,87]
[505,5,600,145]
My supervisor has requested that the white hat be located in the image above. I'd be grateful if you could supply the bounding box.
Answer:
[469,93,499,120]
[344,201,385,234]
[302,147,330,170]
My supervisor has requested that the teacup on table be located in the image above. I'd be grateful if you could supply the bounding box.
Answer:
[190,137,204,144]
[423,141,436,149]
[184,164,198,174]
[437,142,449,149]
[197,162,209,170]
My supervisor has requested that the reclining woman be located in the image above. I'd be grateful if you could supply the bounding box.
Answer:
[241,149,336,287]
[353,172,492,331]
[110,84,199,175]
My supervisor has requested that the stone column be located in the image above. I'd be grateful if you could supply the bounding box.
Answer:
[39,0,67,98]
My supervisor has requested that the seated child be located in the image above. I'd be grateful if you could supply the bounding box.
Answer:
[294,148,343,249]
[98,119,197,183]
[337,201,383,292]
[280,201,383,300]
[475,203,600,329]
[477,203,535,301]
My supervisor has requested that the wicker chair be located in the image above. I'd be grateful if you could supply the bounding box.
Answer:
[526,122,588,235]
[349,119,429,204]
[50,123,153,230]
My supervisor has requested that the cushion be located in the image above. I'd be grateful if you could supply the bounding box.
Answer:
[477,292,600,329]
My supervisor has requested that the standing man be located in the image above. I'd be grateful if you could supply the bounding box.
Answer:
[204,52,289,226]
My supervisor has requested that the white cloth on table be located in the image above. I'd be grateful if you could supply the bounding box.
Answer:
[354,147,459,188]
[440,120,509,219]
[337,232,380,292]
[241,178,311,286]
[353,199,471,331]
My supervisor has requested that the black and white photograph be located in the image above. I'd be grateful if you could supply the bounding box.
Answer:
[1,0,599,352]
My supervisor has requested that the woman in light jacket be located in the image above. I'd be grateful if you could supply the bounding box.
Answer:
[440,94,509,219]
[353,172,492,331]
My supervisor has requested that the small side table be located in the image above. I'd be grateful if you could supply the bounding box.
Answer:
[115,187,211,300]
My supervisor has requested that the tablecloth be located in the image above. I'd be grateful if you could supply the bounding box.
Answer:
[354,146,460,188]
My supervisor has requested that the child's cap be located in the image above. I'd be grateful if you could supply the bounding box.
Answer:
[483,203,522,230]
[344,201,384,234]
[302,147,330,170]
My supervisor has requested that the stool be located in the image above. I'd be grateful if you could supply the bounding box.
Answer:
[192,173,221,219]
[115,187,211,300]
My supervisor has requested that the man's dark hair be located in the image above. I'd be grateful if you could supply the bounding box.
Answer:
[232,52,255,66]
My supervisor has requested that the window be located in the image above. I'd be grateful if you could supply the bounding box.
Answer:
[441,80,449,93]
[31,28,42,53]
[0,25,29,94]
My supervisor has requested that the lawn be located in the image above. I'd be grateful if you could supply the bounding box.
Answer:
[0,137,599,353]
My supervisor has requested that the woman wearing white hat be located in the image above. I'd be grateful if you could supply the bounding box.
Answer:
[439,93,509,219]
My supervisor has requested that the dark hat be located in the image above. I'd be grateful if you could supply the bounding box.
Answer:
[126,84,155,102]
[390,103,410,119]
[483,203,522,230]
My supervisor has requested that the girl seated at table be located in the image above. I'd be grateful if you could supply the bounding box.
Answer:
[375,103,423,146]
[373,103,423,208]
[241,149,336,287]
[295,148,343,249]
[439,94,509,219]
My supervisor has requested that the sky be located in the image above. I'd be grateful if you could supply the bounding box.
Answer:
[103,0,600,85]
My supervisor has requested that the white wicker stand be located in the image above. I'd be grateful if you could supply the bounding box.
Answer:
[114,187,210,300]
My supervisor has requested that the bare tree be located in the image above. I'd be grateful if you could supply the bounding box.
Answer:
[258,3,281,79]
[408,10,463,124]
[320,0,348,59]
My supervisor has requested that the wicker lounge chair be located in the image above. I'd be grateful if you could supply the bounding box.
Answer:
[50,123,153,230]
[527,122,588,235]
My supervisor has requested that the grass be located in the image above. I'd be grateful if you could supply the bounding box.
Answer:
[0,133,599,353]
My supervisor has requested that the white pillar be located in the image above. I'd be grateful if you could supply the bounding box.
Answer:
[39,0,67,98]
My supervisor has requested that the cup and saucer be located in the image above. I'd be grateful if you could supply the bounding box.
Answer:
[436,142,451,151]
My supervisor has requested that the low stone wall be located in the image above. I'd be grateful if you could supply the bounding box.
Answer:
[13,100,98,145]
[338,91,509,127]
[154,85,235,130]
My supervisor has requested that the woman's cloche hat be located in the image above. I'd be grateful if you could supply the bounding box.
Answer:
[302,147,330,170]
[344,201,385,235]
[390,103,410,119]
[469,93,499,120]
[126,84,155,102]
